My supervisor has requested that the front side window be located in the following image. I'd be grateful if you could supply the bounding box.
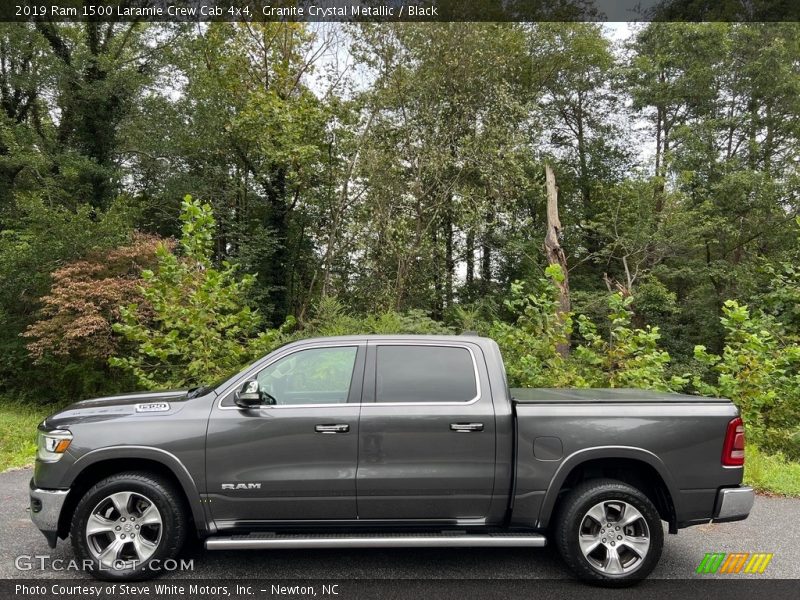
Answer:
[375,345,477,403]
[253,346,358,406]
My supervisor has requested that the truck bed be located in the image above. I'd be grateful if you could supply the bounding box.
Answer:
[511,387,730,403]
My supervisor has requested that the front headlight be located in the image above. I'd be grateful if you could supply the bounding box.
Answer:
[37,430,72,462]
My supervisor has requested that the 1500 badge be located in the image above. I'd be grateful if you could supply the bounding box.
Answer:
[222,483,261,490]
[135,402,170,413]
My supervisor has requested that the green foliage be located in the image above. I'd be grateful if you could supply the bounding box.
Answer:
[489,270,574,387]
[574,294,687,391]
[761,217,800,332]
[491,268,686,391]
[693,301,800,459]
[0,197,138,399]
[110,197,263,389]
[301,296,453,338]
[1,22,799,478]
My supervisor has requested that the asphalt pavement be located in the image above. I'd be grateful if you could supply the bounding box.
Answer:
[2,467,798,580]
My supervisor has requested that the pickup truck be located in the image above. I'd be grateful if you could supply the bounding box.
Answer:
[30,335,754,585]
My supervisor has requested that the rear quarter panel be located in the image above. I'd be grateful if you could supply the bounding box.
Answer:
[512,402,743,528]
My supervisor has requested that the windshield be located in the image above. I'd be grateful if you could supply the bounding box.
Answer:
[189,342,293,397]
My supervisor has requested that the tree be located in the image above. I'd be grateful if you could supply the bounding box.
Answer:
[20,233,164,399]
[24,233,166,363]
[31,21,164,208]
[0,197,136,398]
[111,197,262,389]
[544,163,570,354]
[127,23,333,322]
[348,23,535,313]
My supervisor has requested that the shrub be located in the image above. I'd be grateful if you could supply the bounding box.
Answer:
[110,197,264,389]
[489,267,575,388]
[490,266,684,391]
[693,301,800,459]
[23,233,167,362]
[574,293,686,391]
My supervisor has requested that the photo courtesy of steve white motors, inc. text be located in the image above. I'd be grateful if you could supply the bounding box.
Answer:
[14,583,339,597]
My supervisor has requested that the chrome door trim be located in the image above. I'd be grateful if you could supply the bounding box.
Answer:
[363,341,482,407]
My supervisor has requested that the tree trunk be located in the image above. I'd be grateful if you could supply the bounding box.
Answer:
[480,209,492,295]
[544,163,570,356]
[444,202,454,310]
[465,229,475,289]
[264,167,289,322]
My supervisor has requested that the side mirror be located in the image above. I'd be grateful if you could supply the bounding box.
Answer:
[235,380,263,408]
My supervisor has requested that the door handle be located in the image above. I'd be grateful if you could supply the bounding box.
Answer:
[450,423,484,432]
[315,424,350,434]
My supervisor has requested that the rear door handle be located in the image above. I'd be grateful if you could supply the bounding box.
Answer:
[450,423,484,432]
[315,424,350,434]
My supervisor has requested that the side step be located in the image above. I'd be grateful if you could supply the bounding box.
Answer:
[206,532,546,550]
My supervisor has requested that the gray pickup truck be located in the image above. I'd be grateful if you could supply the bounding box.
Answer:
[30,335,753,585]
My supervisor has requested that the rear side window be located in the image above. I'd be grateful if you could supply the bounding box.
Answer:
[375,345,477,403]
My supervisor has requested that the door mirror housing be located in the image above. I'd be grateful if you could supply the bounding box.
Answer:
[235,380,264,408]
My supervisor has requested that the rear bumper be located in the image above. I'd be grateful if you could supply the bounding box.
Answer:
[29,478,69,548]
[713,486,754,523]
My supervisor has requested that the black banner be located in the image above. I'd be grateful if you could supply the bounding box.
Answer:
[5,579,800,600]
[2,0,799,23]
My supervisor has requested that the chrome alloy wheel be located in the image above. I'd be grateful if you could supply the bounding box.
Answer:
[85,491,163,569]
[577,500,651,576]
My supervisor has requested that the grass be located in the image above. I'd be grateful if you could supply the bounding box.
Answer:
[0,400,51,471]
[744,444,800,496]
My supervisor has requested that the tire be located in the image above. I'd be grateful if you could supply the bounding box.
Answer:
[70,471,187,581]
[553,478,664,587]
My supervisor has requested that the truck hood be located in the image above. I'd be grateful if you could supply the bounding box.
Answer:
[42,390,191,430]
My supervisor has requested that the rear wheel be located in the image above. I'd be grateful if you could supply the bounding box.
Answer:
[70,471,187,580]
[554,478,663,586]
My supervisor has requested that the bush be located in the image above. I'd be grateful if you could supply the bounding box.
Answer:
[573,293,686,391]
[693,301,800,459]
[489,267,575,387]
[111,197,265,389]
[489,266,684,391]
[24,233,166,362]
[297,296,453,338]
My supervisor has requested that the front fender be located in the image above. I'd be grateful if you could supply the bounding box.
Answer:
[61,445,210,535]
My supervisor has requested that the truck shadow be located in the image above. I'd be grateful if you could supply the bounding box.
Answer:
[173,545,571,579]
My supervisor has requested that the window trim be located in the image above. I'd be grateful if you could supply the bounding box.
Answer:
[217,343,363,410]
[369,342,482,406]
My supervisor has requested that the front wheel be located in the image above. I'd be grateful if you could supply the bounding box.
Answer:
[553,478,664,586]
[70,471,187,580]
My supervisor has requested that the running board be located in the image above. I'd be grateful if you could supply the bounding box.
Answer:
[206,532,546,550]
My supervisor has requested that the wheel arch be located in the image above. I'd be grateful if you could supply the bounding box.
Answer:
[537,446,679,533]
[57,447,210,540]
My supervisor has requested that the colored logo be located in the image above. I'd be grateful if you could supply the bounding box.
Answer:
[696,552,773,574]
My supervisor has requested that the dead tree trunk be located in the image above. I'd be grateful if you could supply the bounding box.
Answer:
[544,163,571,356]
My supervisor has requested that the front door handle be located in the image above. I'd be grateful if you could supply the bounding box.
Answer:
[450,423,484,432]
[315,424,350,434]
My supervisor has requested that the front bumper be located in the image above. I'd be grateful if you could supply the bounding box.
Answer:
[29,478,69,548]
[713,485,755,523]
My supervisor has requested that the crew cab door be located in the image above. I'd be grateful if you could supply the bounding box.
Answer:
[356,342,496,521]
[206,343,365,523]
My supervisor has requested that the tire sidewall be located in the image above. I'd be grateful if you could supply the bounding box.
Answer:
[71,474,185,581]
[556,481,664,586]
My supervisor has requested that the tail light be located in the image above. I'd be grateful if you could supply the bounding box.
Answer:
[722,417,745,466]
